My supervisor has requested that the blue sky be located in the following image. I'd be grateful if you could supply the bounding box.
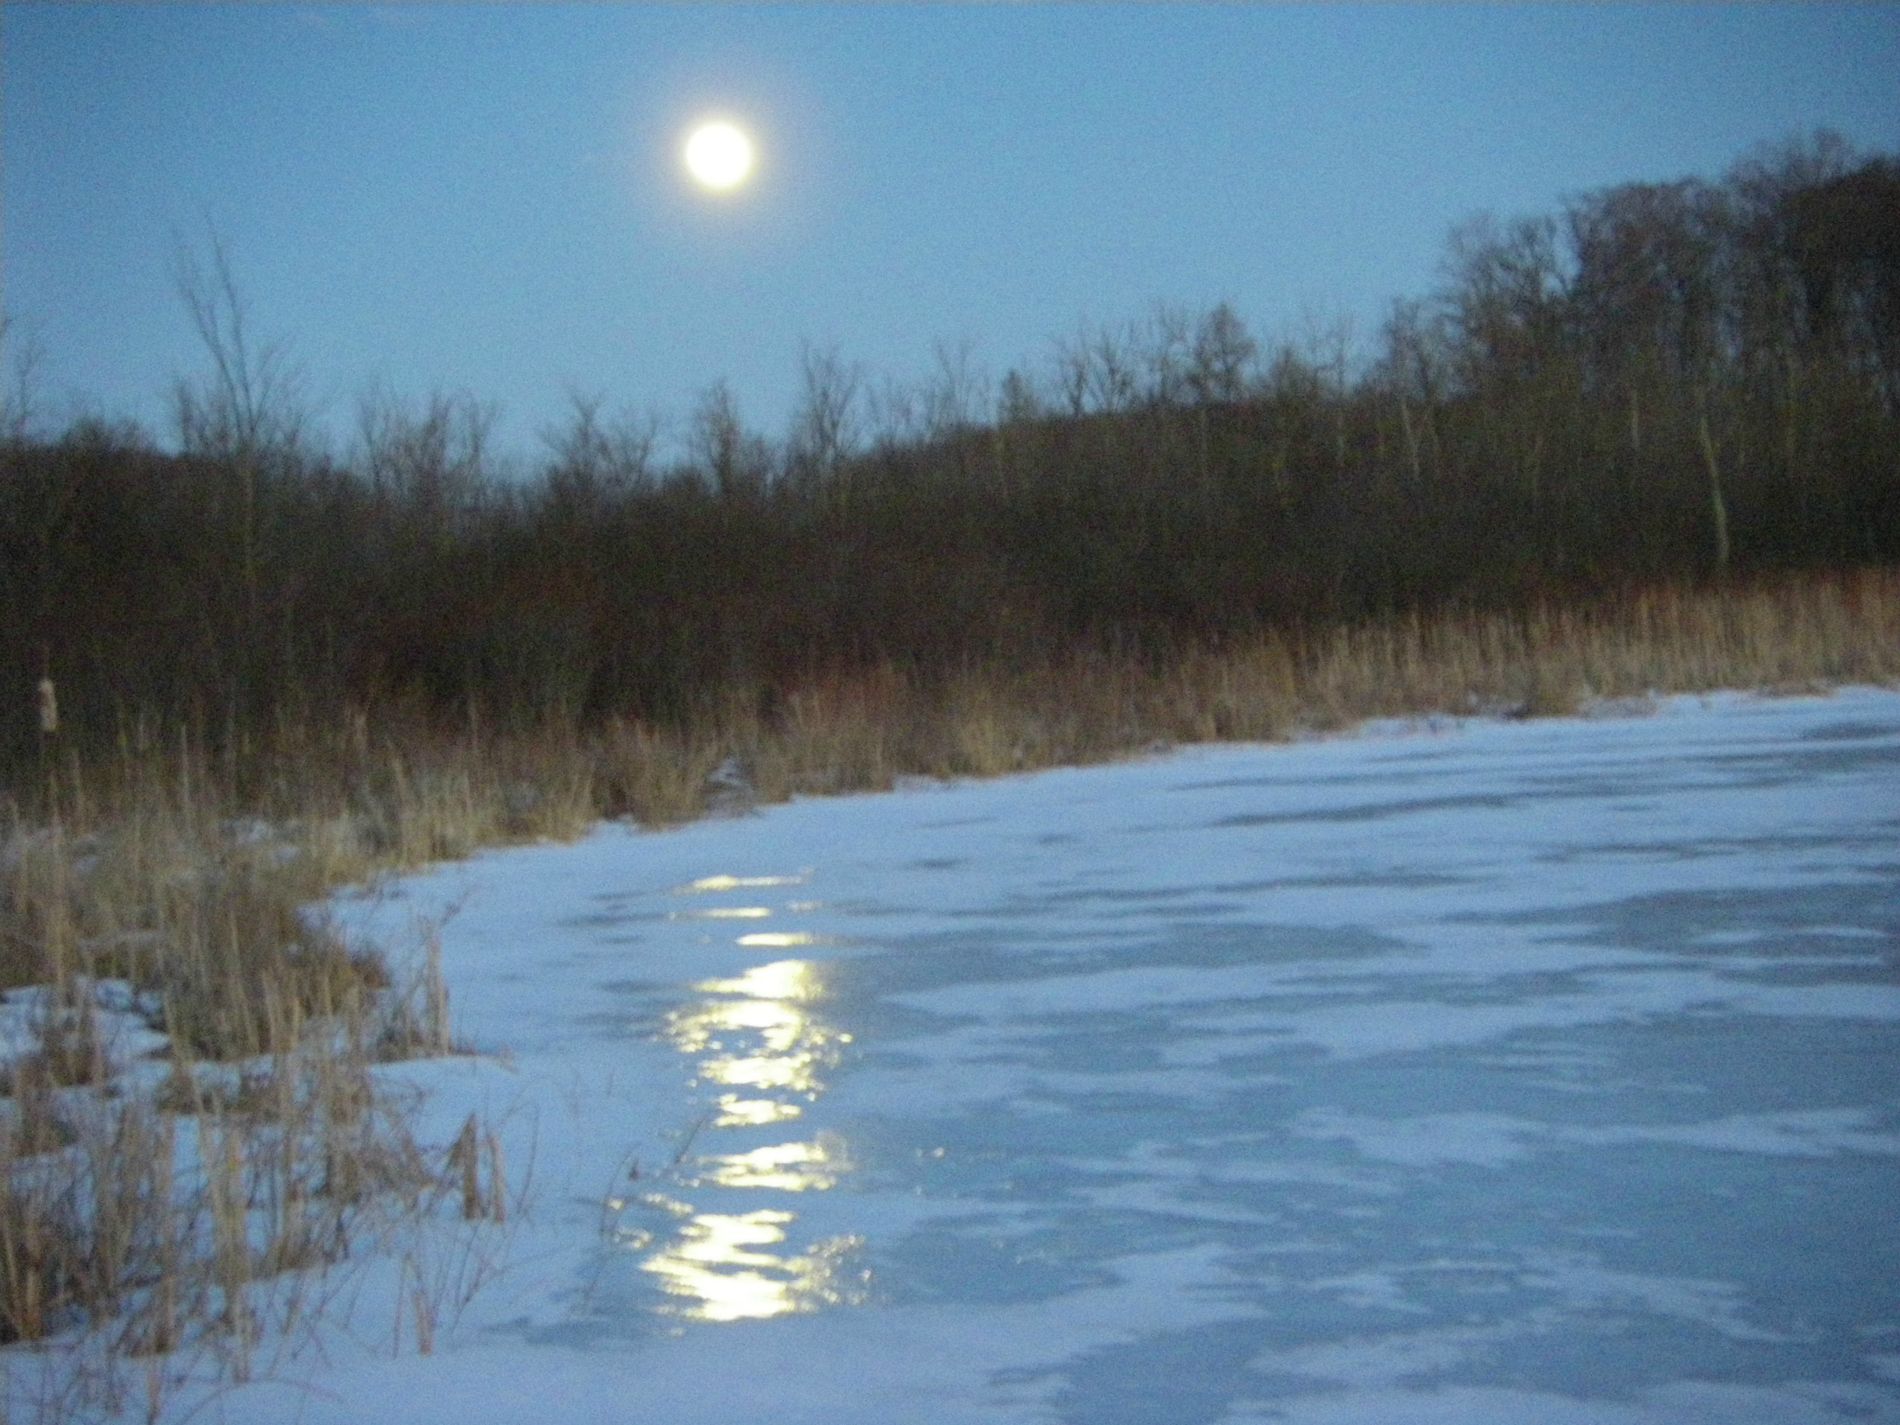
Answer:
[5,2,1899,463]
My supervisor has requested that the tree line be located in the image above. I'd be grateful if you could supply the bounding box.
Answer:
[3,132,1895,768]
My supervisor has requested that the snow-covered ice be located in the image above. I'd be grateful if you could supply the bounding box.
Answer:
[82,690,1900,1420]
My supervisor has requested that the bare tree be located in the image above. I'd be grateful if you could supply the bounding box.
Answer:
[1141,303,1195,409]
[866,374,926,457]
[1442,214,1573,405]
[1048,319,1141,417]
[690,380,770,497]
[170,229,307,469]
[1376,298,1444,484]
[1296,308,1357,473]
[788,342,863,484]
[356,384,498,530]
[1085,322,1140,414]
[924,336,988,441]
[1167,302,1258,489]
[1,314,46,446]
[1188,303,1257,405]
[541,391,660,509]
[1051,329,1091,418]
[170,229,309,633]
[996,368,1040,427]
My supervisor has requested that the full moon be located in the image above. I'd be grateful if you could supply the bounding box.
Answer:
[683,121,755,192]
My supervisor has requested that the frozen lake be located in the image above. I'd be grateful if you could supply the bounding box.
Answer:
[170,691,1900,1422]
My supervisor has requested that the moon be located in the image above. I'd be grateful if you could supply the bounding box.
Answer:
[683,120,756,192]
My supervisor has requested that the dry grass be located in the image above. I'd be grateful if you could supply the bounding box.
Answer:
[733,571,1900,793]
[0,568,1893,1413]
[0,723,529,1418]
[563,571,1900,821]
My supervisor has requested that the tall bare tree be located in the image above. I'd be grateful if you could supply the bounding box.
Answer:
[1188,303,1257,406]
[690,380,769,497]
[541,392,660,513]
[170,229,309,644]
[355,384,498,533]
[788,342,864,488]
[171,230,306,469]
[1,314,46,447]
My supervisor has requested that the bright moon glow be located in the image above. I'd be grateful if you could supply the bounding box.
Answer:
[683,121,755,192]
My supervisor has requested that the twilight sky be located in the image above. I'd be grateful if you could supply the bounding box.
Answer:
[5,3,1898,463]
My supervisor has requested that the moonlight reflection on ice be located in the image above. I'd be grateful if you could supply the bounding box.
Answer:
[230,689,1900,1424]
[636,948,863,1320]
[679,873,809,894]
[636,1206,867,1323]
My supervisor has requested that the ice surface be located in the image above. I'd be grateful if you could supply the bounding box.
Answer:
[69,689,1900,1422]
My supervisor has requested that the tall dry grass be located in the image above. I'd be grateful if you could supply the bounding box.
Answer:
[0,569,1893,1411]
[719,571,1900,794]
[0,722,535,1417]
